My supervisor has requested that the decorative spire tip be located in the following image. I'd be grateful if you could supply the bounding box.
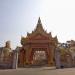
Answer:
[38,17,41,24]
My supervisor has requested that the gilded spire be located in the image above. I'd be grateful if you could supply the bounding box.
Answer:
[38,17,41,24]
[35,17,44,32]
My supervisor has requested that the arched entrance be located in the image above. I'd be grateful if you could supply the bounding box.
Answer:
[30,48,48,66]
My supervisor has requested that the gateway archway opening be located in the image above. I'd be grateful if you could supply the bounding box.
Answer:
[30,48,48,66]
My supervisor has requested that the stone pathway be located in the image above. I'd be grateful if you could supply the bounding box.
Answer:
[0,67,75,75]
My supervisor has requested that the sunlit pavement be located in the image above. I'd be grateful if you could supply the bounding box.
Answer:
[0,67,75,75]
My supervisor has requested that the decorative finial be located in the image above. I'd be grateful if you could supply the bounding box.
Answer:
[38,17,41,24]
[34,17,45,33]
[54,36,58,43]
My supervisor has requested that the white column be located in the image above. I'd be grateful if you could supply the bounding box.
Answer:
[55,48,61,68]
[12,50,18,69]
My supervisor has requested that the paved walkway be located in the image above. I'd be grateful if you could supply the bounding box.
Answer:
[0,67,75,75]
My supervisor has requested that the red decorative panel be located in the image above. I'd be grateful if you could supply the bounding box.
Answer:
[29,33,49,40]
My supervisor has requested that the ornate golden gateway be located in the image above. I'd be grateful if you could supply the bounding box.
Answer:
[18,17,58,67]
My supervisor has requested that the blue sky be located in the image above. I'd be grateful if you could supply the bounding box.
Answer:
[0,0,75,49]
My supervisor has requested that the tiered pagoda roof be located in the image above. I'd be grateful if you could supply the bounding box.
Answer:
[21,17,58,45]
